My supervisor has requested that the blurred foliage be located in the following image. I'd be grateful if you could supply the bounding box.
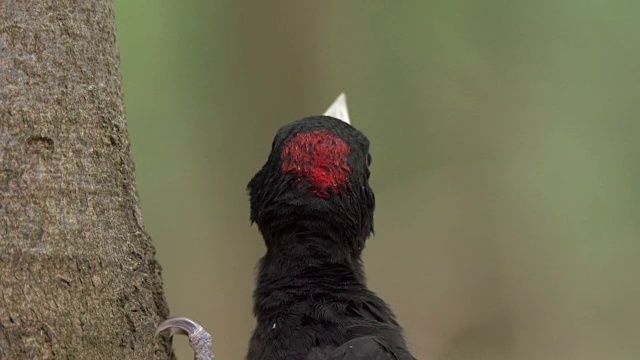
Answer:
[114,1,640,359]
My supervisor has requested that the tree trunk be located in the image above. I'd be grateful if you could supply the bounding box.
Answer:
[0,1,173,358]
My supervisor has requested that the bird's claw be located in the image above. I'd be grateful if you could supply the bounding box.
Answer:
[156,317,214,360]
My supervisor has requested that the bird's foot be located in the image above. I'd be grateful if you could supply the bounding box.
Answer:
[156,317,214,360]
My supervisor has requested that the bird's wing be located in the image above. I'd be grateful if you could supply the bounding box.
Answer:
[307,336,399,360]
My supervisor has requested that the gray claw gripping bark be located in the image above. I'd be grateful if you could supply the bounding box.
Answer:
[156,317,214,360]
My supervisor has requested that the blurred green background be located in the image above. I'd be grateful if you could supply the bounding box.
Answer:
[114,1,640,359]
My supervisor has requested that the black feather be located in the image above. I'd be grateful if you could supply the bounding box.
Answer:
[246,116,416,360]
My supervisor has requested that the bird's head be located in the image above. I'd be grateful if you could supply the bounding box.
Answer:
[247,94,375,252]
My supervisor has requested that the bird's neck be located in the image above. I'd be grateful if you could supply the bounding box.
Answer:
[253,231,368,315]
[259,231,365,281]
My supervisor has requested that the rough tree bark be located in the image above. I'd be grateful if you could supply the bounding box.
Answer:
[0,1,174,358]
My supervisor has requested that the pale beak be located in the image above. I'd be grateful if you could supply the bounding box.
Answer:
[323,92,351,124]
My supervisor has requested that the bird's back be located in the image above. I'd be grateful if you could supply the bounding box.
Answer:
[247,278,415,360]
[306,336,407,360]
